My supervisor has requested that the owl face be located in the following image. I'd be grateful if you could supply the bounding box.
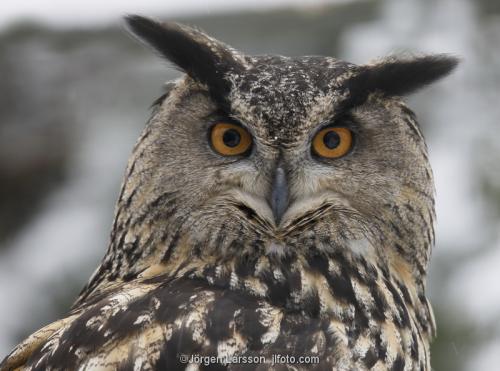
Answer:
[119,17,457,278]
[148,59,415,232]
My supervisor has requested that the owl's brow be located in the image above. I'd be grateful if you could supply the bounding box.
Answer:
[333,77,372,116]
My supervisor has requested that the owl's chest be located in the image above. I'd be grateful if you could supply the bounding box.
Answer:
[158,274,431,370]
[13,272,431,371]
[179,260,432,371]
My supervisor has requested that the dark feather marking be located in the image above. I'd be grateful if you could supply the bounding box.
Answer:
[302,287,321,318]
[305,251,329,274]
[259,268,290,308]
[227,237,244,255]
[235,203,258,220]
[392,354,405,371]
[285,203,332,233]
[398,281,413,307]
[415,259,427,279]
[362,350,377,368]
[132,191,178,226]
[45,305,113,363]
[214,224,227,249]
[234,306,268,351]
[358,256,379,282]
[117,358,135,371]
[205,295,239,341]
[374,329,387,361]
[331,251,368,286]
[404,203,415,213]
[234,253,257,277]
[287,268,302,296]
[149,191,178,209]
[319,234,332,246]
[124,158,137,183]
[371,286,388,322]
[311,252,372,340]
[411,331,419,360]
[161,227,183,262]
[390,221,403,239]
[192,241,203,257]
[200,264,229,289]
[233,204,273,233]
[385,278,411,328]
[394,243,405,255]
[124,187,138,208]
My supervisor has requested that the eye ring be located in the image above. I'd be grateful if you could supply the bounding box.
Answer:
[210,122,253,156]
[312,127,353,159]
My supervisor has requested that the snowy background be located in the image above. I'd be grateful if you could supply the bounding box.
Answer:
[0,0,499,369]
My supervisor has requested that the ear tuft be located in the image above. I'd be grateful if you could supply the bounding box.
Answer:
[348,54,460,99]
[125,15,243,106]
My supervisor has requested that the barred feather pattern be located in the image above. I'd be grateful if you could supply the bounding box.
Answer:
[3,241,435,370]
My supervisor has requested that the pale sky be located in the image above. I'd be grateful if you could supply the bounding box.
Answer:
[0,0,346,30]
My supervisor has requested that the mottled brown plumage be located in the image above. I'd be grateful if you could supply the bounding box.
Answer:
[1,16,458,371]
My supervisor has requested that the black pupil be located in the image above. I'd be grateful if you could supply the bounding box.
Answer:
[223,129,241,147]
[323,130,341,149]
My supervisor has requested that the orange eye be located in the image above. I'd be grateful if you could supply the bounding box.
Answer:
[312,127,353,158]
[210,122,252,156]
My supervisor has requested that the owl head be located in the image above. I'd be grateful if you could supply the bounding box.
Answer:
[90,16,458,299]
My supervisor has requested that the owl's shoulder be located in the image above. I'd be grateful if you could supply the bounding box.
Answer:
[1,277,283,370]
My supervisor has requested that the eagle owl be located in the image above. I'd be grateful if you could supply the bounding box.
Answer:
[1,16,457,371]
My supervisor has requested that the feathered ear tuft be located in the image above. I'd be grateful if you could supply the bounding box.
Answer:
[346,54,459,103]
[125,15,244,106]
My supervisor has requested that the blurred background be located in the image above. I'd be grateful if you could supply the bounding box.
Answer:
[0,0,499,369]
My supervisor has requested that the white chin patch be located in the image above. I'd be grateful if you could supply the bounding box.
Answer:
[280,191,352,227]
[228,189,274,222]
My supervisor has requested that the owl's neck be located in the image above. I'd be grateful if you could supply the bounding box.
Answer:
[75,199,432,319]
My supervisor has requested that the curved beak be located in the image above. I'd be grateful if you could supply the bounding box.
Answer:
[270,165,289,225]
